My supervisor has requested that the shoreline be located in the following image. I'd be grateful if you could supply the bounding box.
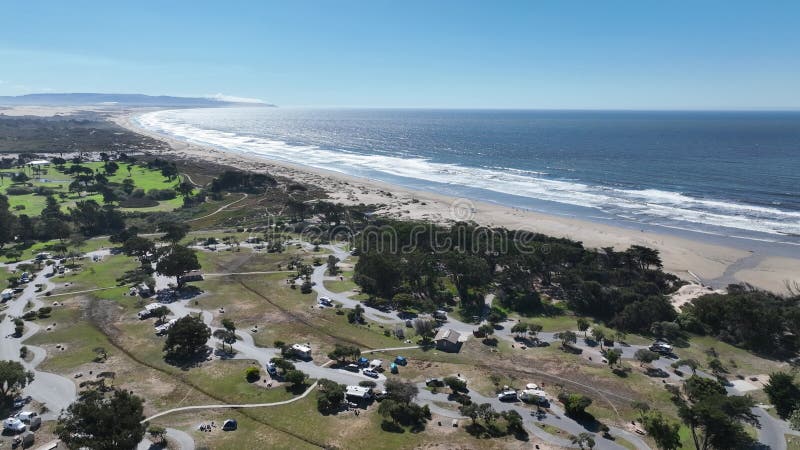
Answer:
[111,109,800,294]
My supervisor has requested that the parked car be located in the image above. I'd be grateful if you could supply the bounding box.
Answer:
[649,341,673,355]
[362,369,379,378]
[497,390,518,401]
[266,362,277,376]
[12,396,30,409]
[15,412,37,423]
[344,364,360,372]
[425,378,444,387]
[3,417,26,433]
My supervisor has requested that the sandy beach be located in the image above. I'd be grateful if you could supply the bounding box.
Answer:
[8,105,795,294]
[105,110,800,295]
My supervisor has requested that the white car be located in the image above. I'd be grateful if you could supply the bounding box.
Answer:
[3,417,26,432]
[15,411,37,423]
[497,390,518,401]
[362,369,379,378]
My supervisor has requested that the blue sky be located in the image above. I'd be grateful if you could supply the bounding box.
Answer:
[1,1,799,109]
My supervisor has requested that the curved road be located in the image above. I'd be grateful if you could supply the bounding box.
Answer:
[8,242,792,449]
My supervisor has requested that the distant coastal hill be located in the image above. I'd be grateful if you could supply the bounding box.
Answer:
[0,93,275,107]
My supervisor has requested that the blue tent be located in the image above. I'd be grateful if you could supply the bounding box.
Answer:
[394,356,407,366]
[358,357,369,367]
[390,362,398,373]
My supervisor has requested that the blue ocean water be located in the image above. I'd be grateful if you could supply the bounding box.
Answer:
[136,108,800,245]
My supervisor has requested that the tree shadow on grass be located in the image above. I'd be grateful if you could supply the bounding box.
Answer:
[381,420,405,433]
[285,383,309,395]
[570,412,602,433]
[164,346,212,371]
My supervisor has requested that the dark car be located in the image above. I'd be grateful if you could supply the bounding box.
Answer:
[425,378,444,387]
[222,419,238,431]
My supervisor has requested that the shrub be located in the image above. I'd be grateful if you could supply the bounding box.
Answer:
[359,380,377,388]
[146,188,177,200]
[244,366,260,382]
[557,392,593,417]
[5,186,34,195]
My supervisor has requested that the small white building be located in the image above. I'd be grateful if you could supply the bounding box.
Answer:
[291,344,312,359]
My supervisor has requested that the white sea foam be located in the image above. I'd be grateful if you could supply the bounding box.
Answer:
[136,110,800,237]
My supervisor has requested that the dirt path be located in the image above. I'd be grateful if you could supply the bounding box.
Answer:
[186,193,248,222]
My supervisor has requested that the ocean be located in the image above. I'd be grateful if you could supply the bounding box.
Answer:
[136,108,800,247]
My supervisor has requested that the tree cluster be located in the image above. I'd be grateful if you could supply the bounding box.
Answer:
[316,378,346,414]
[210,170,277,193]
[669,375,757,450]
[352,221,681,331]
[680,285,800,356]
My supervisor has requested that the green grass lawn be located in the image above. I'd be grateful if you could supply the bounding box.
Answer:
[323,278,358,293]
[1,161,182,217]
[534,422,576,441]
[25,306,113,373]
[787,434,800,450]
[160,409,321,450]
[55,254,139,301]
[0,236,111,263]
[673,334,787,376]
[185,360,297,405]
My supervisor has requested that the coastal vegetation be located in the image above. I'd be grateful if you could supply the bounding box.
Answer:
[1,145,797,450]
[352,220,682,333]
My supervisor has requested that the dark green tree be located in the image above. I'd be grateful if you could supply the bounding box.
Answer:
[642,411,682,450]
[156,245,200,287]
[764,372,800,419]
[158,221,190,243]
[316,379,346,414]
[0,360,34,399]
[0,195,16,248]
[56,388,146,450]
[557,392,592,417]
[163,315,211,359]
[671,376,758,450]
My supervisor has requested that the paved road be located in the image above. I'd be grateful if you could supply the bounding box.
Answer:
[752,406,800,450]
[0,261,79,419]
[7,241,792,450]
[417,383,650,450]
[145,243,653,448]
